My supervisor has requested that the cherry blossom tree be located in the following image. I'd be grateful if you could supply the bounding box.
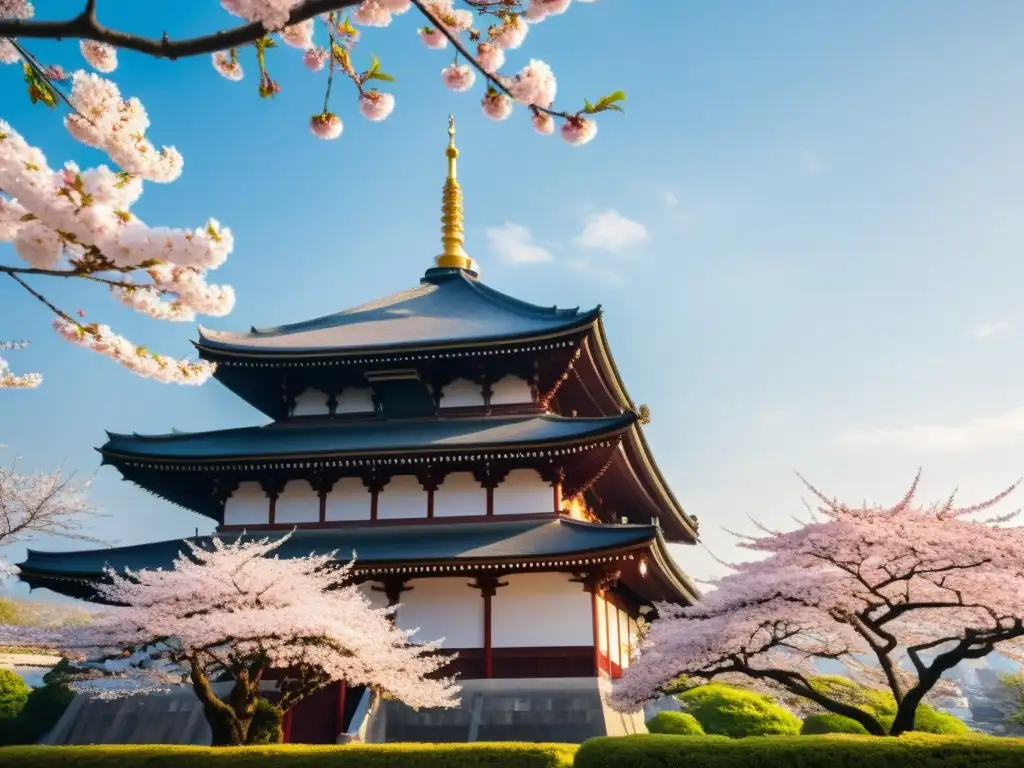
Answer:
[0,1,623,143]
[611,471,1024,736]
[0,456,102,575]
[1,1,620,388]
[0,532,459,746]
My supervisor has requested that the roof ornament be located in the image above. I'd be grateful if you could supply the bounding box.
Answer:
[435,114,475,274]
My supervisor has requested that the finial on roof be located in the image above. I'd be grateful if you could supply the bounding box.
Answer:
[435,114,473,272]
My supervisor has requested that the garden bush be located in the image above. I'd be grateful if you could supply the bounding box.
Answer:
[801,713,870,735]
[247,698,284,745]
[677,683,802,737]
[876,707,971,736]
[0,669,31,720]
[645,711,705,735]
[0,743,578,767]
[0,683,76,746]
[574,734,1024,768]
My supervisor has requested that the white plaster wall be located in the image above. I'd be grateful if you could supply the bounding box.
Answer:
[596,594,609,660]
[607,602,621,671]
[336,387,375,414]
[292,388,329,417]
[493,469,552,516]
[357,582,392,611]
[223,482,268,526]
[492,573,593,648]
[275,479,319,524]
[377,475,426,520]
[618,610,631,670]
[490,375,533,405]
[394,578,482,648]
[625,614,637,667]
[441,377,485,408]
[434,472,486,517]
[324,476,371,522]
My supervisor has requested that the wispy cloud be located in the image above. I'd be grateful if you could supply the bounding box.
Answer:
[972,320,1010,340]
[798,149,821,176]
[572,210,649,252]
[485,222,553,264]
[662,189,680,208]
[839,406,1024,452]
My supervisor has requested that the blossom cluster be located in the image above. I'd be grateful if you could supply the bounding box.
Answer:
[0,532,460,711]
[611,473,1024,718]
[0,340,41,389]
[207,0,607,144]
[0,72,232,384]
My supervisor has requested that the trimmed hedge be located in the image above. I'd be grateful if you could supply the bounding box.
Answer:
[0,743,577,767]
[645,711,706,735]
[0,669,31,720]
[0,683,75,746]
[801,713,870,735]
[677,684,802,737]
[574,734,1024,768]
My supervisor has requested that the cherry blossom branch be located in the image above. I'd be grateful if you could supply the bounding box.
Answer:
[7,272,85,331]
[411,0,570,120]
[0,1,364,60]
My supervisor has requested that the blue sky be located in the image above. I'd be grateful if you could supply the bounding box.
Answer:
[4,1,1024,597]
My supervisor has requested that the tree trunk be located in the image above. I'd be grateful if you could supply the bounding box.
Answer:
[188,656,256,746]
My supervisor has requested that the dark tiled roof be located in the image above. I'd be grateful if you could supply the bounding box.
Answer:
[198,269,599,355]
[19,518,657,580]
[100,414,635,461]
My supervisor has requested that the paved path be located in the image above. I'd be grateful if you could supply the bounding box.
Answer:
[0,652,61,668]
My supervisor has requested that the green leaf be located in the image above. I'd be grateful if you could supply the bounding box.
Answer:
[366,71,395,83]
[367,54,381,75]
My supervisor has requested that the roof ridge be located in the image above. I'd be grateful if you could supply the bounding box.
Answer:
[459,271,596,321]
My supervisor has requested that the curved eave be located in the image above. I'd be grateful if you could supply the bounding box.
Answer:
[586,318,698,541]
[96,413,637,467]
[195,309,602,361]
[647,530,702,605]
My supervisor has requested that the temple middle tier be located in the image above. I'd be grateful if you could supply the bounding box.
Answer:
[98,411,696,543]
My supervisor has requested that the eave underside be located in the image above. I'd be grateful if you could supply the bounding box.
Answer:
[18,518,695,605]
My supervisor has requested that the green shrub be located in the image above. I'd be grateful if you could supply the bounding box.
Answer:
[247,698,284,745]
[677,683,802,737]
[876,706,970,736]
[801,713,870,735]
[0,683,76,746]
[645,711,705,735]
[0,669,31,720]
[0,743,577,766]
[808,676,897,716]
[574,734,1024,768]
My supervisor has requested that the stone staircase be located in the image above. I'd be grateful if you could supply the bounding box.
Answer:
[369,677,644,744]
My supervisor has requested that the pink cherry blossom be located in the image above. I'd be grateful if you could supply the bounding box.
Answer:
[220,0,303,31]
[476,42,505,73]
[0,0,32,64]
[80,40,117,73]
[493,16,529,49]
[531,112,555,135]
[279,18,314,48]
[508,59,557,107]
[302,46,328,72]
[419,26,448,49]
[212,51,244,81]
[560,115,597,145]
[441,63,476,92]
[353,0,394,27]
[482,90,513,121]
[612,471,1024,736]
[0,532,459,745]
[524,0,572,22]
[359,89,395,121]
[310,111,343,139]
[0,341,41,390]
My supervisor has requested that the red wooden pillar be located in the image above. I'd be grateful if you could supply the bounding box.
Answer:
[470,575,507,679]
[335,680,348,735]
[282,707,293,743]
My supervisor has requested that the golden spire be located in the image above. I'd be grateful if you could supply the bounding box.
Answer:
[435,114,473,271]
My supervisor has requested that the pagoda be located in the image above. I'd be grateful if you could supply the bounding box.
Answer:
[19,117,699,745]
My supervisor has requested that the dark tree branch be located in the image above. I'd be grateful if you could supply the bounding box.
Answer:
[0,1,363,60]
